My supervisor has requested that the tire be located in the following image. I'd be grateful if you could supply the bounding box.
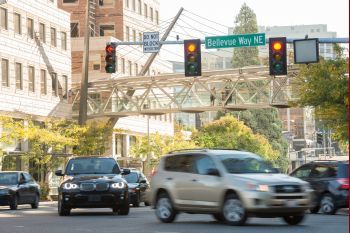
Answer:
[9,195,18,210]
[31,194,39,209]
[221,193,247,226]
[118,201,130,215]
[58,198,71,216]
[212,213,224,222]
[132,193,140,207]
[282,214,305,225]
[309,205,320,214]
[144,201,150,206]
[155,192,177,223]
[320,194,337,215]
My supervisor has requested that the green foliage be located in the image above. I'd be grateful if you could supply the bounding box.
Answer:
[39,182,50,201]
[292,45,349,143]
[192,115,279,163]
[232,3,260,68]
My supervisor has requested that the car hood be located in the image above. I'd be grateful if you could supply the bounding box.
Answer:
[228,173,306,185]
[63,174,125,184]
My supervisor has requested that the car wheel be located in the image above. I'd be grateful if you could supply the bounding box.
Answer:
[9,195,18,210]
[309,205,320,214]
[212,213,224,222]
[144,201,150,206]
[133,193,140,207]
[222,193,247,226]
[118,200,130,215]
[282,214,305,225]
[31,194,39,209]
[320,194,337,215]
[155,192,177,223]
[58,198,71,216]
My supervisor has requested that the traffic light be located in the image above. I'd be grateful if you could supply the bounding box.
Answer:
[105,43,116,73]
[269,37,287,75]
[316,133,323,144]
[184,39,201,77]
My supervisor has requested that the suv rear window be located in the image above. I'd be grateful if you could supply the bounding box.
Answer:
[337,163,348,178]
[164,154,195,173]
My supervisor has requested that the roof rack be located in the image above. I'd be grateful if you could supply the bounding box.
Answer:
[168,148,244,154]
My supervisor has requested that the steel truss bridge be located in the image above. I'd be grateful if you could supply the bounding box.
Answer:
[71,66,300,119]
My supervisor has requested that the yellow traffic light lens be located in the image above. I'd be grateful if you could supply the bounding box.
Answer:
[273,53,282,61]
[187,43,196,52]
[273,42,282,51]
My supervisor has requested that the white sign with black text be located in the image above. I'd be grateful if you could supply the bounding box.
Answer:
[143,32,160,53]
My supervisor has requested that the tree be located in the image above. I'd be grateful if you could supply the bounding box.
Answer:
[292,45,349,144]
[192,115,279,163]
[232,3,260,68]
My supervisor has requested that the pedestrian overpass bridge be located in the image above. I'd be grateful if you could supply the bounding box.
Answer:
[71,65,300,119]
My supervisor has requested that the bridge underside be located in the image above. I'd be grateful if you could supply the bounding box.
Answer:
[71,66,299,118]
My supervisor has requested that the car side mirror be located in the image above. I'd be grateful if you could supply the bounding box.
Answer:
[55,170,64,176]
[18,179,26,185]
[139,179,147,184]
[122,168,130,175]
[206,168,221,176]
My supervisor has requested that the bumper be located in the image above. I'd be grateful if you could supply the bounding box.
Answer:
[241,190,312,215]
[60,190,128,208]
[0,195,11,205]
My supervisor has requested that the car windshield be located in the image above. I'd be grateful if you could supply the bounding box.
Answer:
[218,153,276,174]
[123,172,139,183]
[0,173,18,185]
[65,158,120,175]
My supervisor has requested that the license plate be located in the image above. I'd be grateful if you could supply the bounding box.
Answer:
[88,195,101,202]
[286,200,297,207]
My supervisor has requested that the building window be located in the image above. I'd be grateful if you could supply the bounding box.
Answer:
[1,59,9,87]
[14,13,21,34]
[126,0,129,8]
[70,22,79,37]
[128,61,132,75]
[132,0,136,11]
[28,66,35,92]
[150,7,153,21]
[125,26,130,41]
[50,27,57,47]
[0,8,8,30]
[15,63,22,90]
[121,58,125,73]
[155,10,159,25]
[51,73,57,96]
[63,0,78,3]
[27,18,34,39]
[93,64,100,70]
[99,0,114,6]
[138,0,141,14]
[61,32,67,50]
[132,29,136,42]
[39,23,45,42]
[100,25,114,36]
[144,3,147,18]
[40,69,47,95]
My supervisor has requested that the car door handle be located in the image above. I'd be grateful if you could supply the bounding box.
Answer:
[166,177,173,180]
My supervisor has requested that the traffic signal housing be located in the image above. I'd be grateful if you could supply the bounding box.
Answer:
[184,39,201,77]
[269,37,287,75]
[105,43,116,73]
[316,132,323,144]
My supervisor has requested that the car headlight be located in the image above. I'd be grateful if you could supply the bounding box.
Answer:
[111,182,125,189]
[63,183,79,190]
[246,183,270,192]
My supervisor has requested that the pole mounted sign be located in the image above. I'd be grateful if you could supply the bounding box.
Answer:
[143,32,160,53]
[205,33,266,49]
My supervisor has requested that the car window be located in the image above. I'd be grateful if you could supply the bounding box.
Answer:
[23,173,34,182]
[292,166,312,178]
[19,173,26,183]
[66,158,120,175]
[311,165,337,178]
[123,172,139,183]
[195,155,217,175]
[164,154,196,173]
[0,173,18,185]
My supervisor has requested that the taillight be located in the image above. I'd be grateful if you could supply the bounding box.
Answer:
[337,178,349,190]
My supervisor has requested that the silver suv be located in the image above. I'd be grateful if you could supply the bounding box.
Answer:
[150,149,313,226]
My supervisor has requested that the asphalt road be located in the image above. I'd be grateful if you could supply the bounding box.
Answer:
[0,202,348,233]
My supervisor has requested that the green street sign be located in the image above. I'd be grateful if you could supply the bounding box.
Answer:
[205,33,266,49]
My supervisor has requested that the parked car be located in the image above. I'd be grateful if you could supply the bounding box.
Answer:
[0,171,40,210]
[122,169,150,207]
[55,157,130,216]
[150,149,313,226]
[290,160,349,215]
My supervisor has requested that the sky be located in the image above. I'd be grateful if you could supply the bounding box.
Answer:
[158,0,349,61]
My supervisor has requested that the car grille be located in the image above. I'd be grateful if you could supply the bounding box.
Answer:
[80,183,95,191]
[274,185,301,193]
[95,183,109,191]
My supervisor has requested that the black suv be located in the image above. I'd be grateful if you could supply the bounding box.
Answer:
[122,169,150,207]
[290,160,349,215]
[55,157,130,216]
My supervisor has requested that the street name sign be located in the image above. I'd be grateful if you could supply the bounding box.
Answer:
[205,33,265,49]
[143,32,160,53]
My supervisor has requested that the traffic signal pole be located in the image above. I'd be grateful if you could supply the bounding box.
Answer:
[78,0,91,125]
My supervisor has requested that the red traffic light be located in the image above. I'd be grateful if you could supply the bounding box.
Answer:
[106,45,115,53]
[273,41,282,51]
